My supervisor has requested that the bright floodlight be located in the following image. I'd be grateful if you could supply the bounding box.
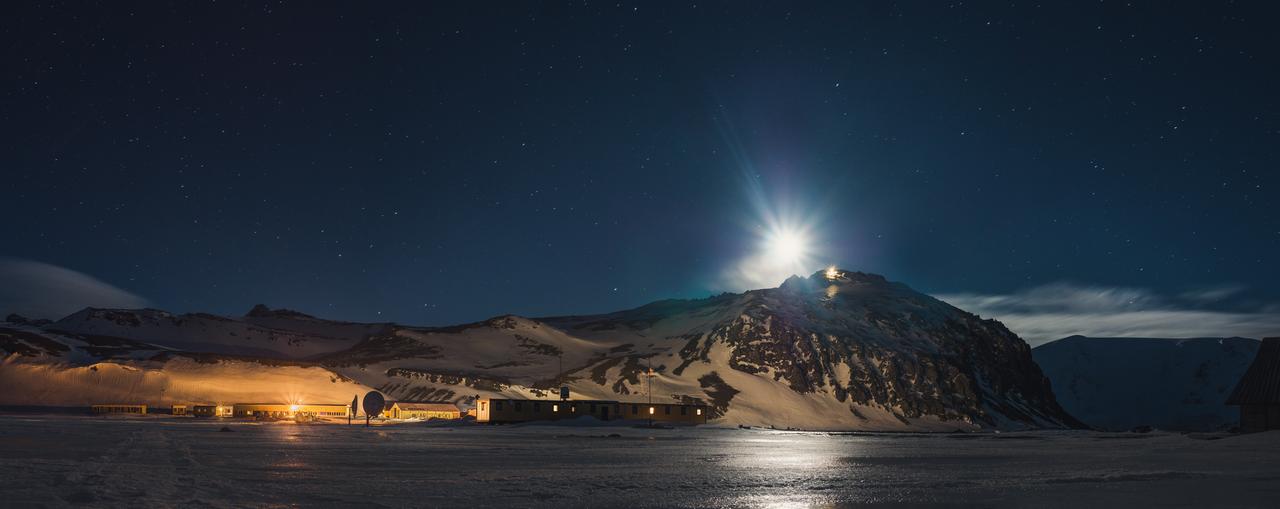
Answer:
[290,404,300,412]
[826,266,838,279]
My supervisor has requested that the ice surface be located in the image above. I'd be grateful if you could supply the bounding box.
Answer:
[1,414,1276,508]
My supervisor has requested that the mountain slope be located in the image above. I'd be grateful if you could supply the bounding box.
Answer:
[2,271,1084,430]
[1031,335,1259,431]
[315,270,1083,430]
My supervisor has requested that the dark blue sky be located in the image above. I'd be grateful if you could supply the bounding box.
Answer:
[4,1,1277,339]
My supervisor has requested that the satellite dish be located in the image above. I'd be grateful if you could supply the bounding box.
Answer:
[363,391,385,418]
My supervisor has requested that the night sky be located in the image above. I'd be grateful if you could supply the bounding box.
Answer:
[4,2,1278,344]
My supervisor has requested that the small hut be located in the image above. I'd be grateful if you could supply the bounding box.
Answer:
[1225,337,1280,433]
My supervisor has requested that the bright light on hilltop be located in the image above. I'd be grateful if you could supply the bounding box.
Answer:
[826,266,838,279]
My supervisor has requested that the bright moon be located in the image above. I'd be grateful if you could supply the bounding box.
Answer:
[767,230,807,265]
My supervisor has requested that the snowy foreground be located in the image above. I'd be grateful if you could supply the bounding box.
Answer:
[1,415,1277,509]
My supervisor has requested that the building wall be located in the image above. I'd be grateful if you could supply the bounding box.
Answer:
[92,405,146,414]
[1241,405,1280,434]
[299,404,350,417]
[231,404,350,418]
[476,399,707,424]
[192,406,233,417]
[402,410,460,419]
[618,402,707,423]
[233,404,291,418]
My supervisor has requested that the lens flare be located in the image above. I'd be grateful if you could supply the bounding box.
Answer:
[711,102,835,291]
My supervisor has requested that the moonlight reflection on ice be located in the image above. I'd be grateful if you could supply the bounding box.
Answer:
[0,415,1276,508]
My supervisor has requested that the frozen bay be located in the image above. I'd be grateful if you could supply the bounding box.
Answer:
[1,414,1277,508]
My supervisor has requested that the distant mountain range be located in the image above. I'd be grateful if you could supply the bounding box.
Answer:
[3,270,1088,430]
[1032,335,1259,431]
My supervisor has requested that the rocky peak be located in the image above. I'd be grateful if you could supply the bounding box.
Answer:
[5,314,53,326]
[778,274,812,292]
[245,304,316,319]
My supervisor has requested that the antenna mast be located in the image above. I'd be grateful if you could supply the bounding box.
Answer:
[558,349,568,401]
[647,356,652,425]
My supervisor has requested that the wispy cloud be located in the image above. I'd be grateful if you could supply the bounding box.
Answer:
[0,259,150,321]
[937,282,1280,347]
[1177,283,1248,303]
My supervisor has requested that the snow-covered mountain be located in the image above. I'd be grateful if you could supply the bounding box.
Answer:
[1,270,1083,430]
[0,323,371,409]
[1031,335,1260,431]
[48,305,385,359]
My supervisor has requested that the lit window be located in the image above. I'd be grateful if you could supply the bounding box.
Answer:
[697,409,702,415]
[553,405,559,412]
[649,407,655,415]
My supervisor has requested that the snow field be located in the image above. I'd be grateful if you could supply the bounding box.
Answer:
[1,415,1277,508]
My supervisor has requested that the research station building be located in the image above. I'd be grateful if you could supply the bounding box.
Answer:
[384,402,462,420]
[229,403,351,419]
[92,405,146,415]
[192,405,233,417]
[475,398,707,424]
[1226,337,1280,433]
